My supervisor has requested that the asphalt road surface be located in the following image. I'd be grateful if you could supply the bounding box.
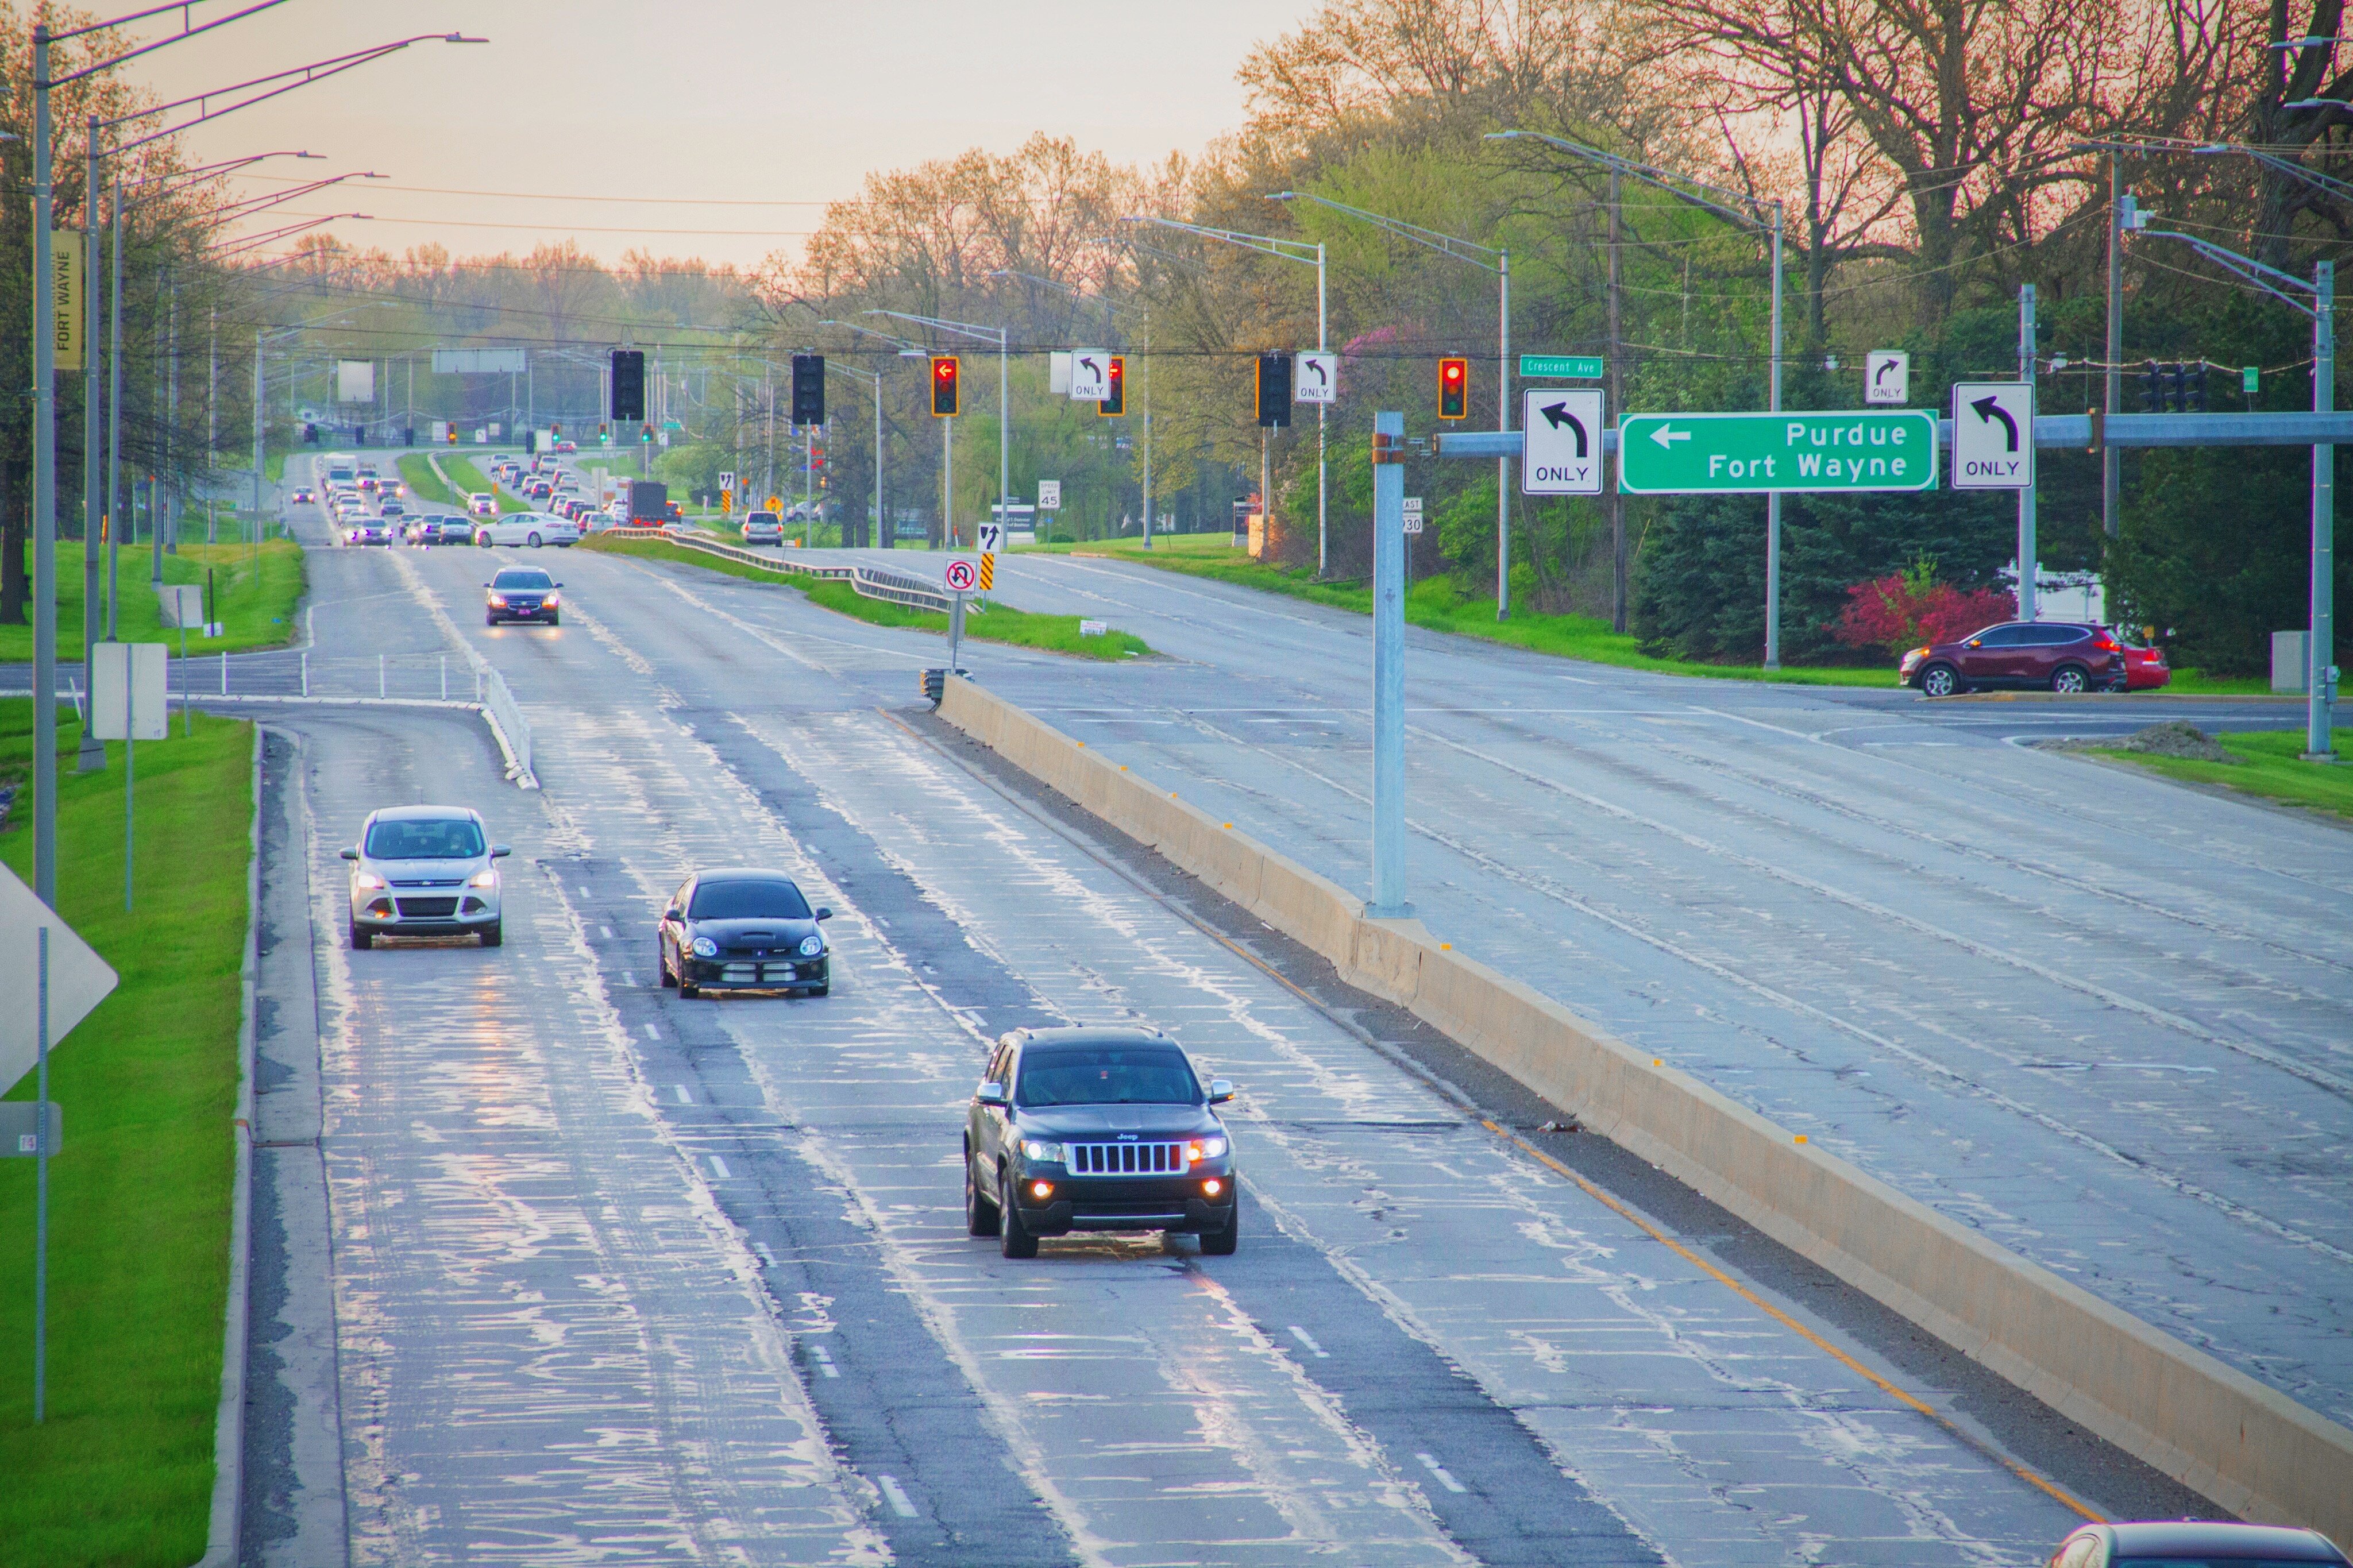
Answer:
[225,500,2283,1564]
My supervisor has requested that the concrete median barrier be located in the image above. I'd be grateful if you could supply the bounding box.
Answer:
[937,674,2353,1544]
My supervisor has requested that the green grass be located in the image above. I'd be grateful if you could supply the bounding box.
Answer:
[577,532,1154,659]
[1032,534,1897,686]
[0,700,254,1566]
[0,540,306,665]
[2085,727,2353,818]
[396,454,457,507]
[438,455,525,512]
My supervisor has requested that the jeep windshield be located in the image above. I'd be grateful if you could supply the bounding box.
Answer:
[1017,1047,1201,1107]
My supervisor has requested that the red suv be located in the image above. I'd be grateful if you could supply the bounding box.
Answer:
[1901,621,2127,696]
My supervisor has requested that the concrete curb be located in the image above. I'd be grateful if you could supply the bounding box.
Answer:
[191,723,262,1566]
[938,675,2353,1544]
[1938,690,2298,704]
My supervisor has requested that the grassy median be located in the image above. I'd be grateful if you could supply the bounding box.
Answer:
[2081,725,2353,819]
[1030,534,2274,692]
[0,700,253,1565]
[396,453,458,506]
[577,532,1154,659]
[0,540,305,665]
[438,454,526,512]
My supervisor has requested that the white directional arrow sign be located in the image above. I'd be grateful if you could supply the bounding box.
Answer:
[1069,350,1110,401]
[1865,350,1911,406]
[1950,382,2034,490]
[2,863,118,1095]
[1294,351,1337,404]
[1521,388,1605,496]
[1650,424,1691,449]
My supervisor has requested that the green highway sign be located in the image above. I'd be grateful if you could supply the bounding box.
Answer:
[1617,410,1939,495]
[1520,354,1604,380]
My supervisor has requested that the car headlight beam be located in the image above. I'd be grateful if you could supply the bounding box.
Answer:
[1185,1137,1229,1163]
[468,867,498,889]
[1020,1140,1065,1163]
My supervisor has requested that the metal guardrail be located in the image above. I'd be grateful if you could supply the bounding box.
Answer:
[603,527,956,613]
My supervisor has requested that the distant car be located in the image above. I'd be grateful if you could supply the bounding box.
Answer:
[356,468,380,492]
[379,498,406,519]
[2115,629,2171,690]
[528,481,554,501]
[2043,1520,2351,1568]
[435,516,478,546]
[485,566,561,626]
[476,511,580,549]
[290,486,316,505]
[468,492,497,517]
[1900,620,2127,696]
[964,1026,1239,1258]
[553,438,577,453]
[740,511,783,545]
[657,868,832,998]
[341,805,507,949]
[345,522,389,546]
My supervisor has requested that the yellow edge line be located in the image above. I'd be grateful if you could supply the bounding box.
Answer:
[898,702,2101,1524]
[1480,1115,2101,1523]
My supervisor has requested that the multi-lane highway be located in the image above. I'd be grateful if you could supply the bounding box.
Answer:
[225,491,2312,1564]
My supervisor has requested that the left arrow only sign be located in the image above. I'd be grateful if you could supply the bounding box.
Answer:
[1521,388,1604,496]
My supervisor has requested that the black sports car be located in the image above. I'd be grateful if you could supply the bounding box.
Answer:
[965,1026,1238,1258]
[658,868,832,997]
[485,567,561,625]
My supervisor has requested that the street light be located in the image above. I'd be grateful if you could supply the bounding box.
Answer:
[1126,216,1329,575]
[2132,222,2336,759]
[25,5,485,909]
[1489,130,1786,664]
[985,269,1156,550]
[1268,191,1511,616]
[863,308,1009,551]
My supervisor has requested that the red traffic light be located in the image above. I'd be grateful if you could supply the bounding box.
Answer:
[931,355,961,416]
[1437,357,1469,419]
[1099,355,1126,417]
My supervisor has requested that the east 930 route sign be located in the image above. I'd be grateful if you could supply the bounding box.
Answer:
[1521,388,1604,495]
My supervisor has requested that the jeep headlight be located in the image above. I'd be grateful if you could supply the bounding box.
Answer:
[1020,1140,1065,1163]
[1186,1137,1229,1162]
[691,936,718,957]
[799,935,824,956]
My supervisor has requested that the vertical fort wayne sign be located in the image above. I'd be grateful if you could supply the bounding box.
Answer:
[1615,410,1939,495]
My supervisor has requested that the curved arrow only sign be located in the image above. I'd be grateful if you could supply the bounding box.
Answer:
[1521,388,1604,495]
[1950,382,2034,491]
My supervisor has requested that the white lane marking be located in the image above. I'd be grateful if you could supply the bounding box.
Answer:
[1289,1325,1330,1358]
[876,1474,917,1517]
[754,1242,778,1268]
[600,924,615,939]
[807,1341,839,1378]
[672,1083,692,1104]
[642,1022,659,1040]
[709,1154,732,1180]
[1416,1453,1468,1494]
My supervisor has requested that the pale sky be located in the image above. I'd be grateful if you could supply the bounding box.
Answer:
[128,0,1321,272]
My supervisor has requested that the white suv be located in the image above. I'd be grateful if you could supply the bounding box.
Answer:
[342,805,507,948]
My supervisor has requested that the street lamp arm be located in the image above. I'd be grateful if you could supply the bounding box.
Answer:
[862,308,1005,346]
[118,147,319,198]
[1124,215,1321,267]
[202,170,384,229]
[2138,229,2319,314]
[819,318,931,354]
[1487,129,1771,234]
[97,35,487,157]
[1265,191,1499,269]
[45,0,292,83]
[213,213,367,257]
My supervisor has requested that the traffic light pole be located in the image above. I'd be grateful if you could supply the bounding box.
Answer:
[2019,284,2038,622]
[1369,410,1408,918]
[2312,261,2335,759]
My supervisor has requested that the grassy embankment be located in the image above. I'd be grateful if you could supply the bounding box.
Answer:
[1024,532,2275,693]
[0,701,253,1565]
[0,540,305,664]
[2086,727,2353,819]
[577,532,1153,659]
[437,454,526,512]
[396,453,458,506]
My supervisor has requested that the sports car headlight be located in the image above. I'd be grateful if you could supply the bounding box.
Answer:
[1020,1140,1065,1163]
[468,867,498,889]
[799,935,824,956]
[691,936,718,957]
[1186,1137,1229,1162]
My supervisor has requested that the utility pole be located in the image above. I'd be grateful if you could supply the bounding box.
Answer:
[2105,156,2124,539]
[252,333,265,540]
[32,20,57,904]
[1608,167,1626,632]
[1141,306,1153,551]
[1368,410,1408,918]
[2312,260,2337,759]
[2018,284,2038,621]
[206,308,218,544]
[79,120,106,771]
[164,275,178,561]
[105,175,123,638]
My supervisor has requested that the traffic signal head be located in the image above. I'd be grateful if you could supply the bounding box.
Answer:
[446,424,458,445]
[2137,360,2161,412]
[610,348,646,422]
[1255,353,1293,427]
[2160,361,2187,411]
[931,355,961,417]
[2185,361,2208,412]
[1438,357,1469,419]
[792,353,826,426]
[1099,355,1125,417]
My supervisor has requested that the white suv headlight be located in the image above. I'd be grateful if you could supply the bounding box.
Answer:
[468,867,497,889]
